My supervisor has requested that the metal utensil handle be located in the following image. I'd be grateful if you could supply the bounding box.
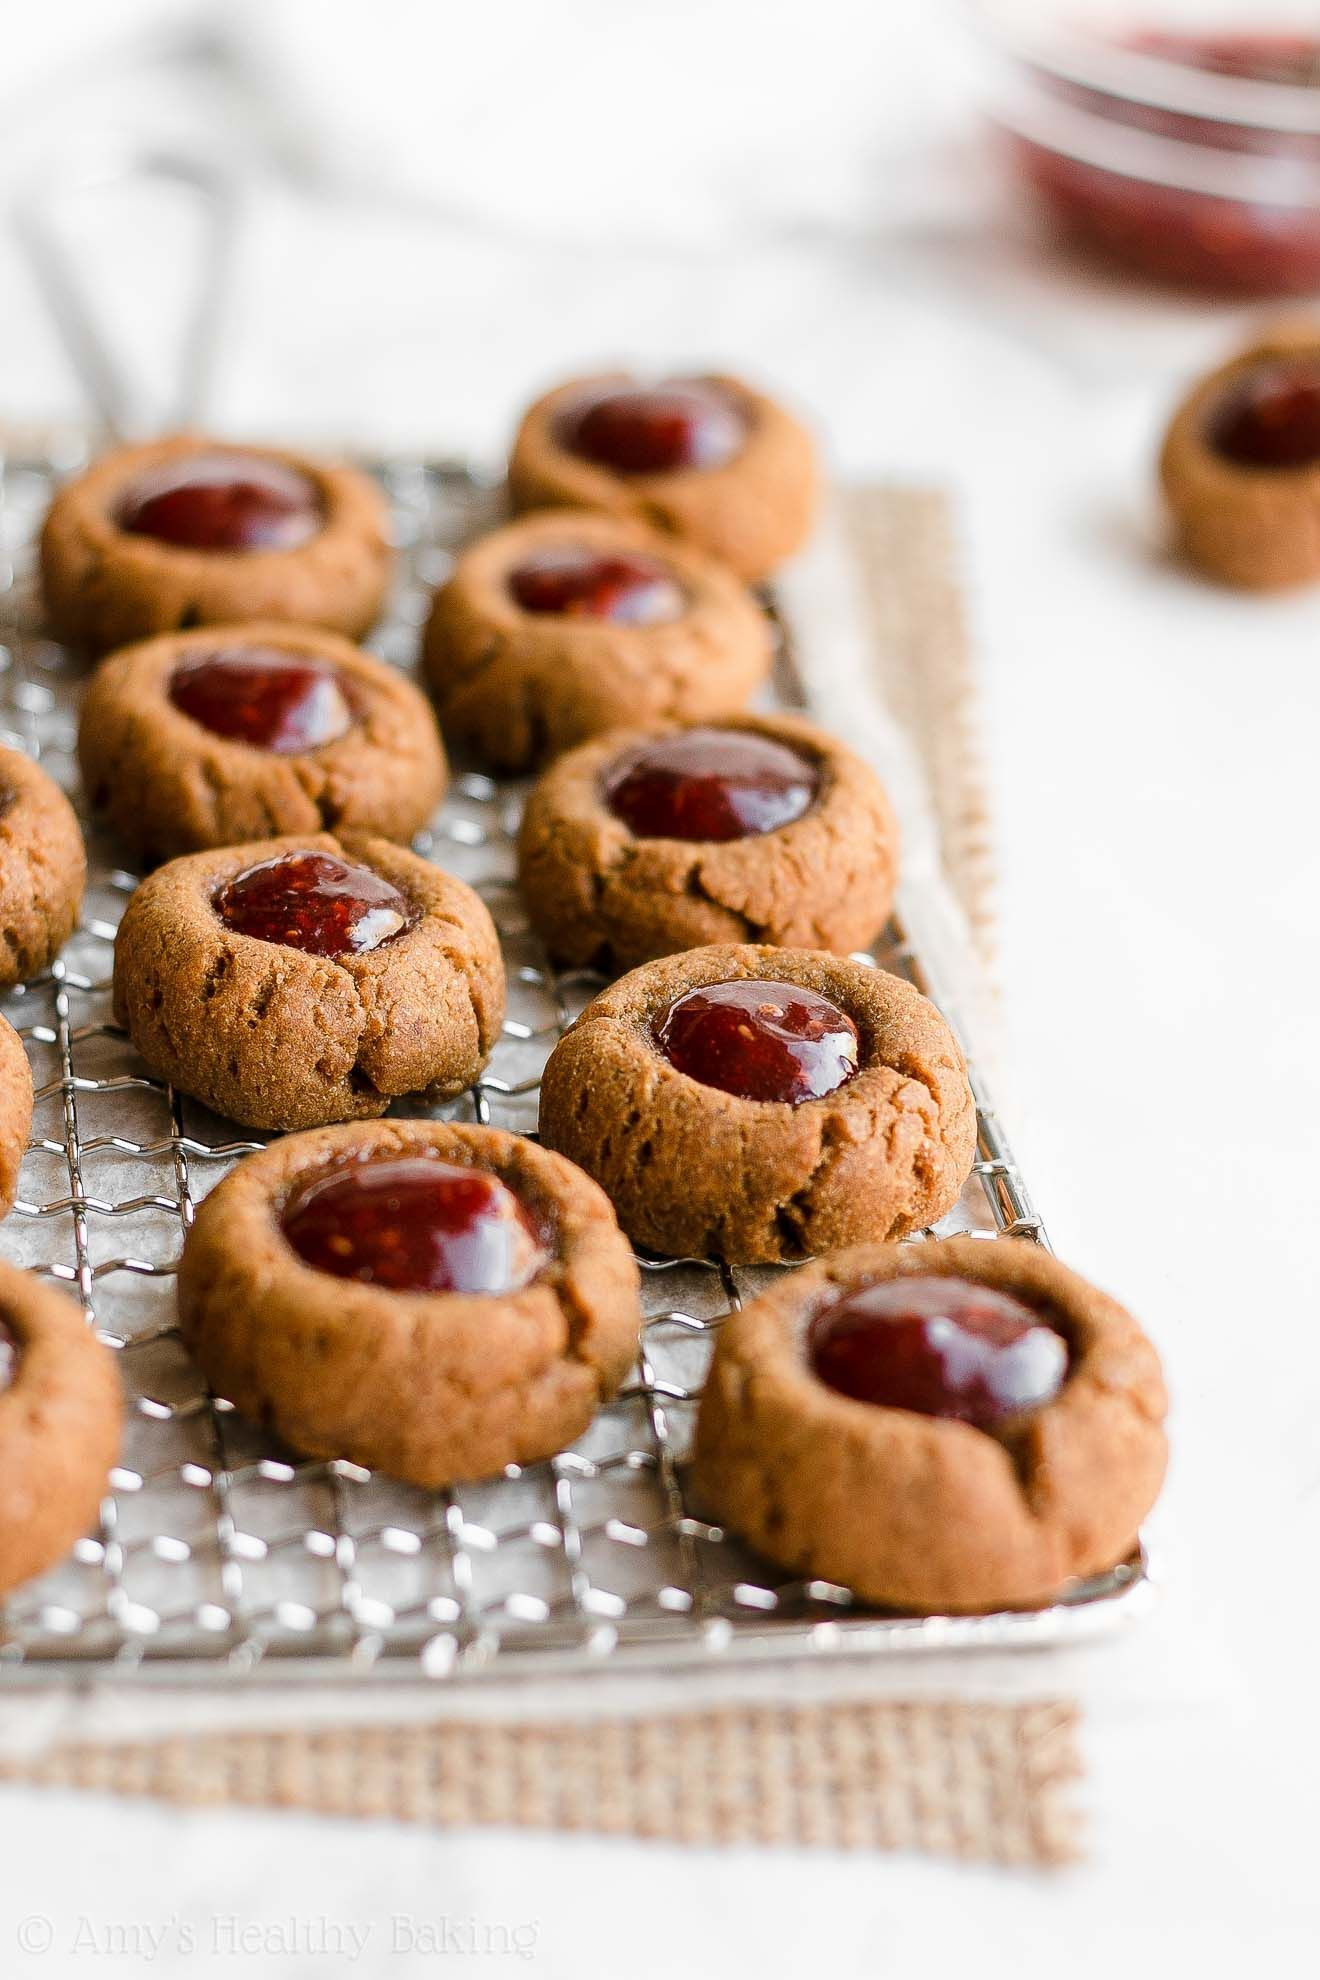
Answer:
[12,148,242,443]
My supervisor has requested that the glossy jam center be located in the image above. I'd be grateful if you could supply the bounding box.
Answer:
[508,546,684,626]
[1208,361,1320,470]
[169,646,353,753]
[656,978,859,1105]
[215,851,412,957]
[603,727,819,842]
[282,1157,547,1294]
[117,451,322,552]
[561,380,744,475]
[809,1275,1068,1429]
[0,1318,17,1394]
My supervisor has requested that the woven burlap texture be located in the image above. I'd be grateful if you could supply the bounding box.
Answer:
[0,1699,1081,1866]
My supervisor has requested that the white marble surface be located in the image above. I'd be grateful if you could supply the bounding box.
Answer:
[0,4,1316,1973]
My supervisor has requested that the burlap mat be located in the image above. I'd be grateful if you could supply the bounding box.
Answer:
[0,481,1078,1865]
[0,1699,1081,1865]
[841,487,997,972]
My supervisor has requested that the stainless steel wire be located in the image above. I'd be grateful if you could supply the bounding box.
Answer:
[0,446,1150,1682]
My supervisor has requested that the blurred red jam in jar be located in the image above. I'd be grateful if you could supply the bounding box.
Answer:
[985,7,1320,294]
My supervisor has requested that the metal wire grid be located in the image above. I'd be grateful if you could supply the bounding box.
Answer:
[0,446,1149,1681]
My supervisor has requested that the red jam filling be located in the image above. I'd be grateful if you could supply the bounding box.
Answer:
[282,1156,547,1294]
[508,546,684,626]
[169,646,353,753]
[655,978,859,1105]
[0,1318,16,1394]
[215,850,412,957]
[560,380,745,475]
[1207,360,1320,469]
[117,452,322,552]
[808,1275,1068,1428]
[602,727,819,842]
[1015,32,1320,296]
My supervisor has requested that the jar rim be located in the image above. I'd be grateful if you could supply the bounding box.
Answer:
[972,0,1320,138]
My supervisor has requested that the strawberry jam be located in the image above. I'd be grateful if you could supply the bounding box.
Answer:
[1014,32,1320,295]
[0,1317,16,1393]
[561,380,744,475]
[808,1275,1067,1428]
[603,727,818,842]
[508,546,684,626]
[169,646,353,753]
[215,850,412,957]
[117,452,322,552]
[282,1156,547,1294]
[1208,360,1320,469]
[655,978,859,1104]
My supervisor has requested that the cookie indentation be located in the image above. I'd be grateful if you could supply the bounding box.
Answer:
[169,646,353,753]
[807,1275,1068,1428]
[283,1156,548,1295]
[214,850,413,957]
[117,451,322,552]
[602,726,818,843]
[1208,358,1320,470]
[559,379,745,475]
[508,546,684,626]
[655,977,859,1105]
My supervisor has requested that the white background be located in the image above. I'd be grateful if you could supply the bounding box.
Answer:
[0,3,1316,1973]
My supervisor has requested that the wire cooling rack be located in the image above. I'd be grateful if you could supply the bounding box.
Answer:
[0,444,1151,1682]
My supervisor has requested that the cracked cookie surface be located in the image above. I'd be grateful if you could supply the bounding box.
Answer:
[517,713,899,969]
[112,831,505,1130]
[0,744,86,990]
[538,945,976,1264]
[422,510,772,773]
[508,372,818,582]
[0,1259,121,1597]
[79,621,447,862]
[0,1017,33,1218]
[40,434,392,652]
[177,1120,641,1487]
[692,1237,1168,1612]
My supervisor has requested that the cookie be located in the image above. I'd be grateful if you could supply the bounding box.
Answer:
[113,831,504,1131]
[517,713,899,971]
[0,1259,121,1598]
[177,1120,641,1488]
[422,510,772,773]
[1161,324,1320,587]
[0,745,86,989]
[40,434,392,652]
[0,1016,33,1218]
[691,1237,1168,1613]
[509,372,818,581]
[538,944,975,1264]
[79,621,447,863]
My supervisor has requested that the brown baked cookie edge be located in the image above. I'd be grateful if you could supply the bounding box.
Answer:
[177,1120,641,1487]
[690,1236,1168,1613]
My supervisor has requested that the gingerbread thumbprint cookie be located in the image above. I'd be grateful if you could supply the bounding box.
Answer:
[509,371,818,581]
[0,1259,121,1598]
[1161,327,1320,587]
[538,945,975,1264]
[0,745,86,990]
[422,511,772,773]
[518,713,899,970]
[693,1238,1167,1613]
[40,435,392,651]
[0,1017,33,1219]
[79,622,447,862]
[113,832,504,1130]
[177,1121,641,1487]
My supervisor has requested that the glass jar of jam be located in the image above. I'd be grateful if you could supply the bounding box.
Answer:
[979,1,1320,295]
